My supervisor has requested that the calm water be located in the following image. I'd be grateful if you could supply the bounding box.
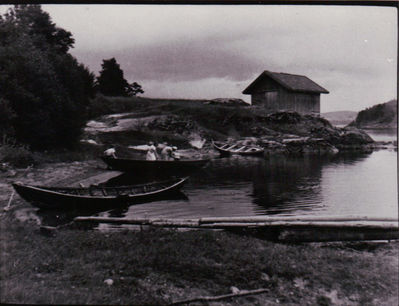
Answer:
[366,128,397,142]
[96,149,397,222]
[35,129,397,227]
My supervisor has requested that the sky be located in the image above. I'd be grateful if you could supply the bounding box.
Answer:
[2,4,397,112]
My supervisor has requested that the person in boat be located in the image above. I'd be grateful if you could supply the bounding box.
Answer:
[146,141,157,161]
[161,145,180,160]
[157,142,168,152]
[171,146,180,160]
[104,147,116,158]
[160,145,173,160]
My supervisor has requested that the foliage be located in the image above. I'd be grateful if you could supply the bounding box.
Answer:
[11,4,75,54]
[352,99,397,128]
[127,81,144,96]
[0,138,37,167]
[96,57,144,97]
[0,5,95,150]
[0,98,16,136]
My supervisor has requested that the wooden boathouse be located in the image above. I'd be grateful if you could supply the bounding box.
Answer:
[242,70,329,115]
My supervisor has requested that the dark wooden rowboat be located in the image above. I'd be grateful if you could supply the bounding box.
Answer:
[101,156,209,174]
[213,141,264,156]
[12,177,188,210]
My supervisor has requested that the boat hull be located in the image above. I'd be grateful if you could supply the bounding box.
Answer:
[101,156,209,174]
[12,177,188,210]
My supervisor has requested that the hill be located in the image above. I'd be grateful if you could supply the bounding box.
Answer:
[349,100,397,129]
[321,111,357,126]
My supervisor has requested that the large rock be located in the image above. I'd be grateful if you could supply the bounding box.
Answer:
[147,115,196,134]
[338,127,374,145]
[282,137,339,155]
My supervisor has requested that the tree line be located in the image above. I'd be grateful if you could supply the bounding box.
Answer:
[0,5,143,150]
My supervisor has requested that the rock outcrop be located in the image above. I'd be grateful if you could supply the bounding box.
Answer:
[84,108,379,155]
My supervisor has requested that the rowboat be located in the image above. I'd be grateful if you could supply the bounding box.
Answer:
[213,141,264,156]
[12,177,188,209]
[101,156,209,174]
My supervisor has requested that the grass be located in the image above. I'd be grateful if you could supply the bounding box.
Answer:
[1,213,398,305]
[0,140,103,169]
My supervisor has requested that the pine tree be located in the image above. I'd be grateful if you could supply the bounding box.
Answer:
[96,58,144,97]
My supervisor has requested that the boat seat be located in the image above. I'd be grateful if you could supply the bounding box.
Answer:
[235,146,246,152]
[88,185,97,196]
[101,188,108,196]
[225,144,238,150]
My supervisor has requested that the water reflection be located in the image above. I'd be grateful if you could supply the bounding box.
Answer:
[193,152,374,215]
[36,189,188,227]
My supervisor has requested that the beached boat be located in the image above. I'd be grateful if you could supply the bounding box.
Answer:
[12,177,188,209]
[101,156,209,174]
[213,141,264,156]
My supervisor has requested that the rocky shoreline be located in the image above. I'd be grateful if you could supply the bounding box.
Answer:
[82,110,396,157]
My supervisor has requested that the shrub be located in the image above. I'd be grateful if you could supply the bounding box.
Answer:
[0,142,36,168]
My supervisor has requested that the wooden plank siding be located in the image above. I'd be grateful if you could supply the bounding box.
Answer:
[251,86,320,115]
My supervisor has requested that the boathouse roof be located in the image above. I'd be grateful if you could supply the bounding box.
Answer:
[242,70,329,94]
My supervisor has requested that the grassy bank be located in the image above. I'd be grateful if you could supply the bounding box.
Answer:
[1,212,398,305]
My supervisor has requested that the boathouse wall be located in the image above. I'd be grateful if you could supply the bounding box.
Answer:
[250,78,320,115]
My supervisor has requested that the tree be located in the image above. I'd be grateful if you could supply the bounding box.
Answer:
[127,82,144,96]
[96,58,144,97]
[0,5,95,150]
[13,4,74,54]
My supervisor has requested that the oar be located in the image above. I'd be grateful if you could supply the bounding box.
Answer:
[4,190,15,211]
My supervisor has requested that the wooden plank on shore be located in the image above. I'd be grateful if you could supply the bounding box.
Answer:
[150,221,201,228]
[199,221,399,230]
[199,216,399,224]
[278,228,399,242]
[74,215,399,224]
[74,216,201,226]
[73,216,399,242]
[74,217,398,229]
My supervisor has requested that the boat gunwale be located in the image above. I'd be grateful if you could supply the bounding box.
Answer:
[12,177,188,200]
[101,156,210,164]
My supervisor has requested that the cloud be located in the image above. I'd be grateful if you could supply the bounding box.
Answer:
[46,4,397,112]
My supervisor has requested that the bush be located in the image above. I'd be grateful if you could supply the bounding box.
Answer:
[0,142,36,168]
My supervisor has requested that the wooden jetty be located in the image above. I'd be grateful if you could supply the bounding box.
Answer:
[73,215,399,242]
